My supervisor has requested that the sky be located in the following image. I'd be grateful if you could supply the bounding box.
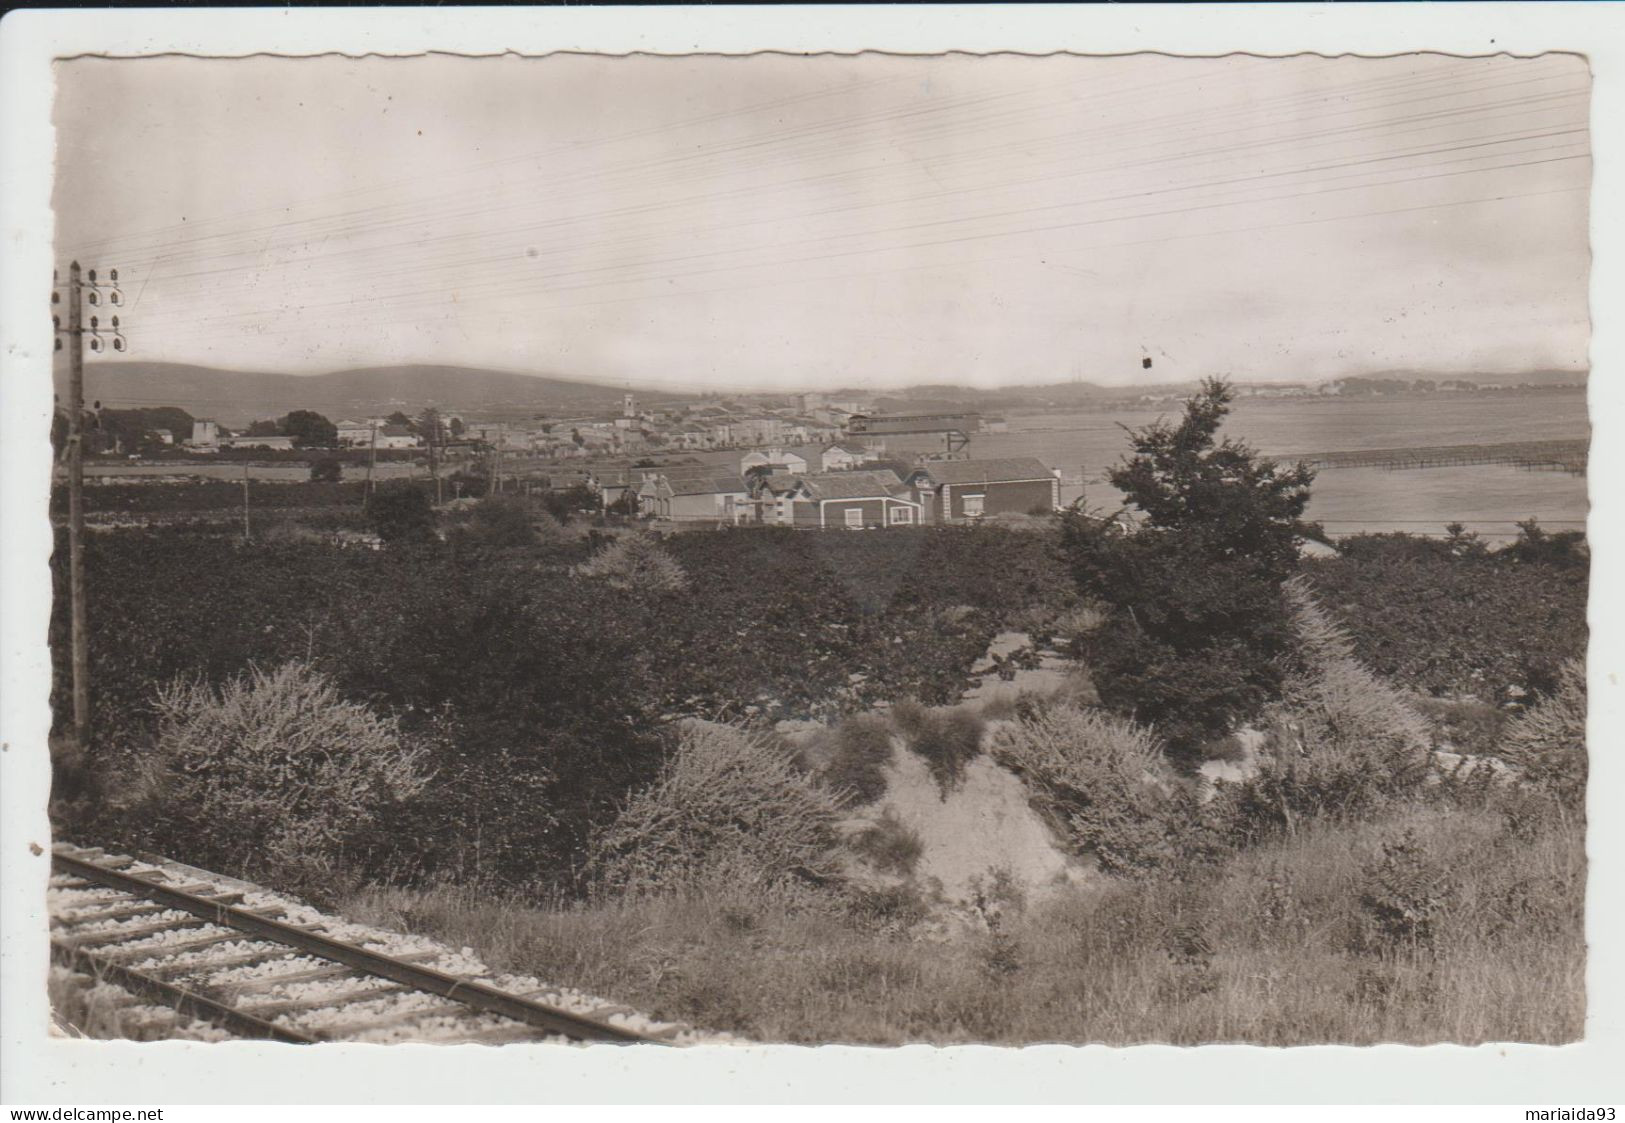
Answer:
[52,52,1592,392]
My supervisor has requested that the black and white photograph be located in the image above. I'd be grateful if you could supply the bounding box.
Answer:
[3,6,1619,1103]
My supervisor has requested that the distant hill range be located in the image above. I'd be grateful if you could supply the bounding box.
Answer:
[64,361,1586,425]
[68,362,659,425]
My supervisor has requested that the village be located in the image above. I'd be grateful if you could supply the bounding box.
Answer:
[86,390,1064,530]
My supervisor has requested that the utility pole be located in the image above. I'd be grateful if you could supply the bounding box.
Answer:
[242,459,252,539]
[53,262,125,750]
[420,407,443,506]
[363,418,378,509]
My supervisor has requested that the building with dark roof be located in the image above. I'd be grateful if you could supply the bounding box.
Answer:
[904,457,1060,523]
[759,470,922,529]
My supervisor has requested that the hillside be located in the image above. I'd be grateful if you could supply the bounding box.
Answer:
[66,362,659,425]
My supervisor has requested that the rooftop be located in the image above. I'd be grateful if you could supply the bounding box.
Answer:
[908,457,1055,485]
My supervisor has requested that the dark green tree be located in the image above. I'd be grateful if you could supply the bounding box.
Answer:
[279,409,339,448]
[452,496,538,548]
[308,458,343,483]
[1061,377,1318,762]
[245,419,282,437]
[368,484,436,546]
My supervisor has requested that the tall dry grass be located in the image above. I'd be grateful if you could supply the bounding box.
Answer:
[341,797,1581,1045]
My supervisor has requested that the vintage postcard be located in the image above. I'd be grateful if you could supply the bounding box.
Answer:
[2,4,1620,1108]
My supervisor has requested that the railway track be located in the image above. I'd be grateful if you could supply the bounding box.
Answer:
[48,844,708,1045]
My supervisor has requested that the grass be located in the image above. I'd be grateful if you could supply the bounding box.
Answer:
[339,798,1582,1046]
[48,966,230,1042]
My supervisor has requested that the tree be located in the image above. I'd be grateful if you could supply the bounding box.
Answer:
[1060,378,1317,762]
[245,419,282,437]
[386,410,414,429]
[308,458,343,483]
[452,495,538,548]
[449,416,466,438]
[368,483,436,546]
[279,409,339,448]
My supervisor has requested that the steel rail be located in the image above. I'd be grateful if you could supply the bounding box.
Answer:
[51,939,318,1044]
[52,852,654,1044]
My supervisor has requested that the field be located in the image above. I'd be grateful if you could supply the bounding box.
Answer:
[345,800,1583,1046]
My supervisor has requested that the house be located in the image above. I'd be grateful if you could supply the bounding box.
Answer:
[638,470,751,524]
[761,470,921,529]
[821,441,876,472]
[185,419,219,450]
[846,411,977,456]
[335,421,373,447]
[219,433,295,451]
[904,457,1060,523]
[739,446,821,477]
[593,469,641,512]
[375,425,421,450]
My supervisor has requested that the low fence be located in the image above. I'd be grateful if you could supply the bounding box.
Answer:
[1297,439,1587,476]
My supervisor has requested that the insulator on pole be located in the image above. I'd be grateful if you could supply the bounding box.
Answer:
[109,268,118,283]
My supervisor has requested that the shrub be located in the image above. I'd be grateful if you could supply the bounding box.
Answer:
[308,458,343,483]
[1302,533,1587,702]
[849,809,924,877]
[367,483,436,546]
[540,483,600,523]
[575,533,689,592]
[1500,658,1586,808]
[820,713,896,806]
[1357,828,1453,957]
[136,662,428,883]
[991,703,1211,877]
[893,701,985,795]
[447,495,562,549]
[1207,580,1430,842]
[588,721,845,895]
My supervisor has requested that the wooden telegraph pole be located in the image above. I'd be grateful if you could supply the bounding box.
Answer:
[363,418,379,509]
[54,262,125,750]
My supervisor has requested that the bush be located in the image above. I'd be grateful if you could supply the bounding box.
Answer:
[588,721,846,895]
[850,809,924,877]
[1206,581,1430,845]
[135,662,428,884]
[892,701,985,795]
[991,703,1211,877]
[1500,658,1586,808]
[367,483,436,546]
[448,495,558,549]
[1357,828,1453,957]
[575,533,689,592]
[308,458,343,483]
[540,483,600,523]
[819,713,896,806]
[1303,533,1586,703]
